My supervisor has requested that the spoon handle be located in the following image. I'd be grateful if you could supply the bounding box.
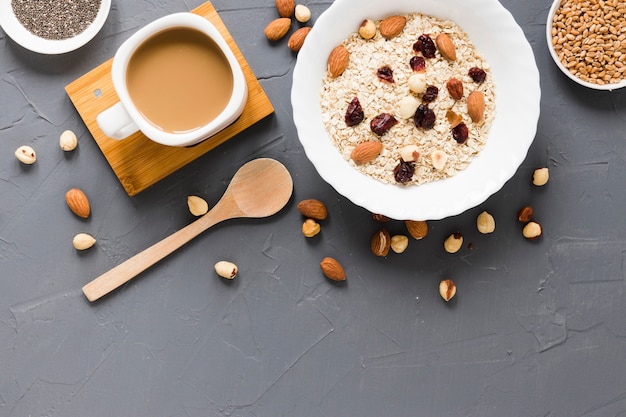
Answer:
[82,201,233,302]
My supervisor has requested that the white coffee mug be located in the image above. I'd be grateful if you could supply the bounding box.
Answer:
[96,12,248,147]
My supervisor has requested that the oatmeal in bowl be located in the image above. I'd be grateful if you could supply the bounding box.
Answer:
[292,0,540,220]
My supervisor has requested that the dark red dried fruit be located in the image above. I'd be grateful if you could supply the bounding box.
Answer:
[370,113,398,135]
[422,85,439,102]
[413,34,436,58]
[414,104,435,129]
[468,67,487,83]
[452,122,469,144]
[393,159,415,183]
[377,65,394,83]
[409,56,426,72]
[344,97,365,126]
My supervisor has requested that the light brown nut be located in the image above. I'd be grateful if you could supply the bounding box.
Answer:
[390,235,409,253]
[275,0,295,18]
[65,188,91,219]
[327,45,350,78]
[379,15,406,39]
[523,221,542,240]
[288,26,311,52]
[302,218,321,237]
[350,141,383,165]
[532,167,549,186]
[405,220,428,240]
[408,73,427,94]
[435,33,456,61]
[320,257,346,281]
[73,233,96,250]
[59,130,78,151]
[294,4,311,22]
[398,95,420,119]
[399,145,420,163]
[439,279,457,301]
[443,232,463,253]
[371,228,391,257]
[430,150,448,170]
[264,17,291,41]
[467,90,485,123]
[297,199,328,220]
[15,145,36,164]
[358,19,377,40]
[187,195,209,216]
[517,206,534,223]
[476,211,495,234]
[446,78,463,100]
[215,261,238,279]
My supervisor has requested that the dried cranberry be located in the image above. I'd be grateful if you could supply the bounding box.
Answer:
[393,159,414,183]
[344,97,364,126]
[377,65,394,83]
[468,67,487,83]
[409,56,426,72]
[370,113,398,135]
[414,104,436,129]
[422,85,439,102]
[413,34,436,58]
[452,122,469,143]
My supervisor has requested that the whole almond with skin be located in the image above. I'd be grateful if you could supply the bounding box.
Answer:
[379,15,406,39]
[288,26,311,52]
[264,17,291,41]
[435,33,456,61]
[297,199,328,220]
[405,220,428,240]
[371,228,391,257]
[65,188,91,219]
[320,257,346,281]
[275,0,294,17]
[327,45,349,78]
[467,90,485,122]
[446,78,463,100]
[351,141,383,165]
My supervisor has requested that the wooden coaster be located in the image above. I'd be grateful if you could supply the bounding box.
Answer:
[65,1,274,196]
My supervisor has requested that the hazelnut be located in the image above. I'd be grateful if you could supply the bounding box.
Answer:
[358,19,377,40]
[398,95,420,119]
[302,218,321,237]
[444,232,463,253]
[60,130,78,151]
[476,211,495,234]
[522,221,542,240]
[408,73,427,94]
[399,144,420,162]
[439,279,457,301]
[390,235,409,254]
[294,4,311,22]
[430,149,448,170]
[532,167,549,186]
[15,145,36,164]
[517,206,534,223]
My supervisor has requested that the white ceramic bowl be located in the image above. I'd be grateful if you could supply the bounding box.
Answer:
[292,0,541,221]
[0,0,111,54]
[546,0,626,91]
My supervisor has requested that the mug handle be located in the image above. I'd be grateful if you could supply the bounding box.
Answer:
[96,102,139,140]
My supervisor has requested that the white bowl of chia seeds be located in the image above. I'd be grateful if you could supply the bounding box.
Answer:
[0,0,111,54]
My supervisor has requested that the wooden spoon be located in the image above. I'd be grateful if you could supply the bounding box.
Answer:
[82,158,293,302]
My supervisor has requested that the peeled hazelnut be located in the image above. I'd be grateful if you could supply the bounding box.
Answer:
[444,232,463,253]
[358,19,377,40]
[59,130,78,151]
[523,221,542,240]
[214,261,238,279]
[439,279,457,301]
[294,4,311,22]
[302,218,321,237]
[476,211,496,234]
[431,149,448,170]
[399,145,420,162]
[517,206,534,223]
[532,167,549,186]
[73,233,96,250]
[15,145,36,164]
[390,235,409,254]
[408,73,427,94]
[398,95,420,119]
[187,195,209,216]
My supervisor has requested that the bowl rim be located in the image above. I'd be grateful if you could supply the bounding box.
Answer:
[546,0,626,91]
[0,0,111,55]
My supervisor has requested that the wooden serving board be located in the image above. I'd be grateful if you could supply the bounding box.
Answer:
[65,1,274,196]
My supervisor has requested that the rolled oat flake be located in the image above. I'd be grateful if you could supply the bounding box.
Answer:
[11,0,102,41]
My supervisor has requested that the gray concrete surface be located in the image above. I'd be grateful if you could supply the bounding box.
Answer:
[1,1,626,416]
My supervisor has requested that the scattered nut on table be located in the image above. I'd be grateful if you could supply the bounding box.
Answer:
[476,211,495,234]
[405,220,428,240]
[390,235,409,254]
[297,199,328,220]
[320,257,346,281]
[522,221,542,240]
[187,195,209,216]
[294,4,311,22]
[73,233,96,250]
[275,0,294,17]
[532,167,549,186]
[302,218,321,237]
[439,279,457,301]
[371,228,391,257]
[15,145,36,164]
[59,130,78,151]
[65,188,91,219]
[444,232,463,253]
[214,261,238,279]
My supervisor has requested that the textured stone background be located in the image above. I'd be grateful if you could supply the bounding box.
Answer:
[1,1,626,416]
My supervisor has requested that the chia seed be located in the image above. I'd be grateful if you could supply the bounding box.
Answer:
[11,0,102,41]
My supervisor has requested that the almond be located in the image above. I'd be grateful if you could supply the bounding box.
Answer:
[320,257,346,281]
[467,90,485,123]
[297,199,328,220]
[371,228,391,257]
[350,141,383,165]
[435,33,456,61]
[287,26,311,52]
[405,220,428,240]
[65,188,91,219]
[327,45,350,78]
[264,17,291,41]
[379,15,406,39]
[446,78,463,100]
[275,0,295,17]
